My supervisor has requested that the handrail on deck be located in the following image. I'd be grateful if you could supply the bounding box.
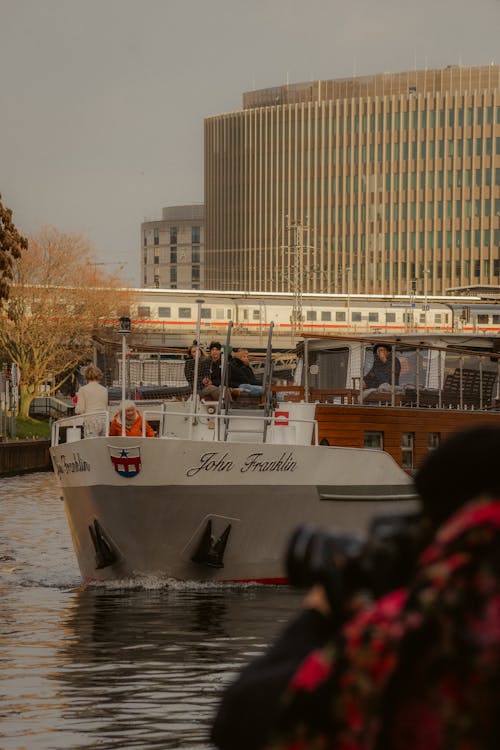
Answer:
[51,406,319,445]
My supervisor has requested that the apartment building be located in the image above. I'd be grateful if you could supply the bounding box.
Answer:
[141,204,204,289]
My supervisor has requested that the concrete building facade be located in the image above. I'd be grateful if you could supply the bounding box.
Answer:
[141,204,204,289]
[205,65,500,295]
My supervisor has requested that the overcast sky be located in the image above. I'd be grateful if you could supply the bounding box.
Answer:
[1,0,499,285]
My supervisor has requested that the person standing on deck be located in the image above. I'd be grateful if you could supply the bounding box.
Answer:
[74,365,108,414]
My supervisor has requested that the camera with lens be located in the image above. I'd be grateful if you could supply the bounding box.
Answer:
[285,512,422,615]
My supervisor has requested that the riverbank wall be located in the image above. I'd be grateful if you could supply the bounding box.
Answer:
[0,440,52,476]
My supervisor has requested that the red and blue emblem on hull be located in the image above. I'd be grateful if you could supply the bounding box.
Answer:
[108,446,142,477]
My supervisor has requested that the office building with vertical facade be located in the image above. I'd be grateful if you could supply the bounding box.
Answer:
[205,65,500,295]
[141,204,204,289]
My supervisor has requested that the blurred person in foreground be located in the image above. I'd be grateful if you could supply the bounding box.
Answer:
[211,425,500,750]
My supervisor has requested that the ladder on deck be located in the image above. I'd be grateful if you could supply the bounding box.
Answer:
[217,321,275,442]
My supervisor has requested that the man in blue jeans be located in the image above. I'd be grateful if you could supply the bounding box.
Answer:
[228,348,263,395]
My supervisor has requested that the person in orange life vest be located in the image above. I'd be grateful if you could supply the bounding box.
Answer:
[109,400,155,437]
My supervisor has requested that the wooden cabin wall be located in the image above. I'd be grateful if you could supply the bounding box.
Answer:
[315,405,500,473]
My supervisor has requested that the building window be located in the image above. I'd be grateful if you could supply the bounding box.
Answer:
[192,226,201,244]
[401,432,414,469]
[137,306,151,318]
[170,267,177,284]
[179,307,191,319]
[170,227,177,245]
[153,228,159,246]
[192,247,200,263]
[158,307,171,318]
[170,249,177,264]
[143,231,147,247]
[364,431,384,449]
[192,266,200,282]
[154,255,159,264]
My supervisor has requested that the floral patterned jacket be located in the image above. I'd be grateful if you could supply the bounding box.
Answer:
[266,498,500,750]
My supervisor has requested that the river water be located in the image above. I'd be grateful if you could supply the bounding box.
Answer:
[0,472,303,750]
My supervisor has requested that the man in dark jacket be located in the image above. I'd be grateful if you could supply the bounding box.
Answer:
[228,348,263,395]
[201,341,223,401]
[363,343,401,389]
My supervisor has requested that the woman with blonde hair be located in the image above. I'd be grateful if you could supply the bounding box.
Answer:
[75,364,108,414]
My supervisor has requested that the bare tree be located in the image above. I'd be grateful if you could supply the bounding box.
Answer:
[0,226,131,417]
[0,193,28,301]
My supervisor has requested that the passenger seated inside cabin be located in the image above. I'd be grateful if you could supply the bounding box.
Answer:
[228,348,264,396]
[184,342,211,394]
[109,400,155,437]
[363,343,401,389]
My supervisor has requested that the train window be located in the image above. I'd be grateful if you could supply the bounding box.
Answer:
[179,307,191,318]
[242,309,249,320]
[368,312,379,322]
[252,309,260,320]
[227,309,231,319]
[137,306,151,319]
[434,314,442,323]
[477,314,489,324]
[306,311,317,321]
[385,312,396,323]
[493,315,500,324]
[158,307,171,318]
[352,312,362,322]
[201,308,212,319]
[420,313,426,323]
[336,311,346,321]
[321,311,332,321]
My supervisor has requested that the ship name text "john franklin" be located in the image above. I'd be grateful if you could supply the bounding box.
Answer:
[186,451,297,477]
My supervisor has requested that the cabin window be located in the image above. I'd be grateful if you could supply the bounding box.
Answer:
[402,432,414,469]
[179,307,191,318]
[364,431,384,449]
[428,432,440,450]
[321,311,332,321]
[306,311,317,321]
[137,306,150,318]
[158,306,171,318]
[200,308,212,319]
[336,311,346,321]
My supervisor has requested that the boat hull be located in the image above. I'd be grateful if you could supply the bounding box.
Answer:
[51,436,417,582]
